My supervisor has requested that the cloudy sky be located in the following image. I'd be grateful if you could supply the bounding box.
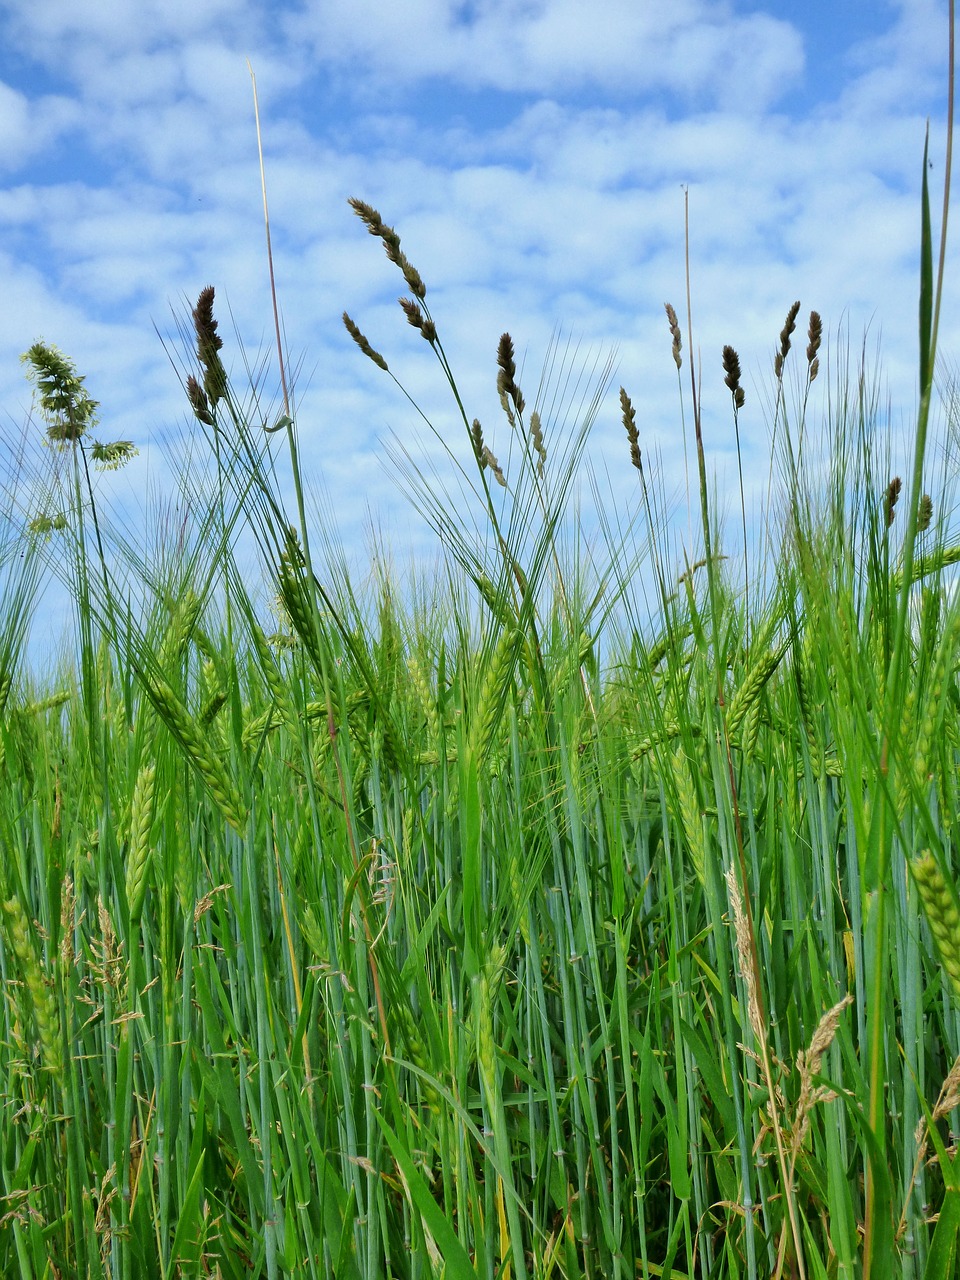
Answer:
[0,0,955,642]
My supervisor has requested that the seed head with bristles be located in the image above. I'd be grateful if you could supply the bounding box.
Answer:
[775,300,802,379]
[665,303,682,370]
[722,345,745,410]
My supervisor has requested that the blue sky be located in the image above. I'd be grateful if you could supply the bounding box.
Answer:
[0,0,955,645]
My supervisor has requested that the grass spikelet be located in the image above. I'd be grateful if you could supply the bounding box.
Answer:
[347,197,426,298]
[2,897,62,1076]
[910,851,960,999]
[398,297,436,342]
[725,865,765,1047]
[722,344,746,410]
[918,493,934,532]
[185,373,214,425]
[665,302,683,369]
[620,387,642,474]
[192,285,227,406]
[790,993,853,1161]
[775,300,802,378]
[497,332,525,419]
[806,310,822,381]
[481,445,507,487]
[885,476,903,526]
[125,763,155,924]
[343,312,389,372]
[529,409,546,474]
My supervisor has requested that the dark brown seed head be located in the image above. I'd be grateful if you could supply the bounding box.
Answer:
[192,286,227,404]
[885,476,902,525]
[496,334,524,417]
[722,345,745,409]
[186,375,214,425]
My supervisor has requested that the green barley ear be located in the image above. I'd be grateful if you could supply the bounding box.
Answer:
[2,897,62,1076]
[671,746,706,886]
[910,851,960,999]
[125,764,156,925]
[467,627,520,770]
[726,641,789,737]
[142,672,246,832]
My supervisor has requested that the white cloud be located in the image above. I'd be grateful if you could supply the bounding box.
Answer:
[288,0,802,107]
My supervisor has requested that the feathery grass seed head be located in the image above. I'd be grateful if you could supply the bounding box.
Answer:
[2,897,62,1075]
[22,342,99,444]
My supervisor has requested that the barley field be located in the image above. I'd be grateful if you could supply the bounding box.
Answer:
[0,106,957,1279]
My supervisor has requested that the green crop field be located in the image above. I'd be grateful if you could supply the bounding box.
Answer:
[0,54,957,1279]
